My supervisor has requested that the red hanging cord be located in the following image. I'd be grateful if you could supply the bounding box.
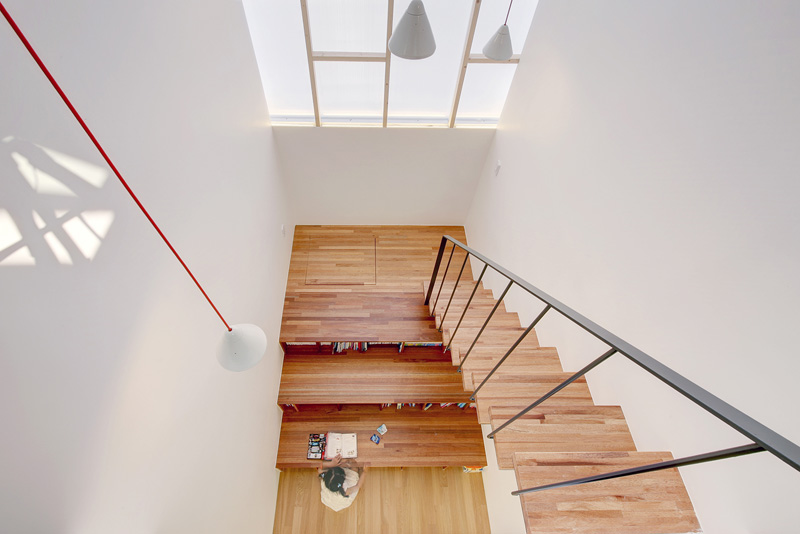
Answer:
[1,1,232,331]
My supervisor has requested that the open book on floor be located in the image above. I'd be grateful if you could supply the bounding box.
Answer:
[324,432,357,459]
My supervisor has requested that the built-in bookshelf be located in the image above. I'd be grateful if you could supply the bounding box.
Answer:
[281,341,443,354]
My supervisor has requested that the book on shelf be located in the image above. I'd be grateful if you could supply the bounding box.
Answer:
[325,432,358,459]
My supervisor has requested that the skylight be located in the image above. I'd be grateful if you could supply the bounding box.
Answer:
[242,0,538,127]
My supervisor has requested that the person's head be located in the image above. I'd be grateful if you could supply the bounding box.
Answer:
[319,466,348,497]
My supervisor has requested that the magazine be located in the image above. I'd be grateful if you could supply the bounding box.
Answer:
[307,433,326,460]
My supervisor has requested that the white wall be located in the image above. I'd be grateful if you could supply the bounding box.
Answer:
[466,2,800,533]
[275,126,494,225]
[0,1,292,532]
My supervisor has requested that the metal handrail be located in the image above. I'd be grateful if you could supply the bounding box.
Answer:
[425,235,800,485]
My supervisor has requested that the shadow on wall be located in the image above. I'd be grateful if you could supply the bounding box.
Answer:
[0,135,115,266]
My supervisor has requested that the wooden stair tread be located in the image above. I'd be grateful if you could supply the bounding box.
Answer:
[458,356,564,378]
[490,404,627,425]
[472,376,594,424]
[459,349,563,388]
[493,425,636,469]
[450,337,545,367]
[444,326,530,347]
[512,451,700,534]
[489,405,636,468]
[436,310,520,331]
[430,294,499,312]
[425,282,493,314]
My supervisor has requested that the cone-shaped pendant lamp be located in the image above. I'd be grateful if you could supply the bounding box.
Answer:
[1,1,267,372]
[482,24,512,61]
[389,0,436,60]
[218,324,268,372]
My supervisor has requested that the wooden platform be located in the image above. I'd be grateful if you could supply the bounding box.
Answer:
[280,226,469,343]
[277,346,470,405]
[276,404,486,469]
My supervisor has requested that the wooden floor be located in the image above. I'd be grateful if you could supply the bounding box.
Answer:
[273,467,491,534]
[280,226,469,343]
[276,404,486,469]
[277,346,471,405]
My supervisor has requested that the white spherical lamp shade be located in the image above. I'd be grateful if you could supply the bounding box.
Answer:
[388,0,435,60]
[483,24,513,61]
[217,323,267,372]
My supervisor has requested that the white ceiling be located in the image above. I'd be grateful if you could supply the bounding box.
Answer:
[242,0,538,127]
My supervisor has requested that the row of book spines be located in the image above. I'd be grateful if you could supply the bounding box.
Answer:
[332,341,369,353]
[284,341,444,354]
[334,341,443,353]
[381,403,475,410]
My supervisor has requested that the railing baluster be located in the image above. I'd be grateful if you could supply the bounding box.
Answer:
[512,443,765,496]
[469,304,552,399]
[456,280,514,370]
[439,252,470,331]
[431,242,456,315]
[424,236,448,306]
[487,348,617,438]
[445,264,488,351]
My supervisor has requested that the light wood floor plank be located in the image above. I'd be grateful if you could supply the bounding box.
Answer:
[273,467,491,534]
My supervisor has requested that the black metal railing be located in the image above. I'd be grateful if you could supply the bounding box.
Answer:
[425,235,800,496]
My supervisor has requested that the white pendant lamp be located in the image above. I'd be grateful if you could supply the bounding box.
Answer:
[483,24,512,61]
[482,0,514,61]
[0,2,267,372]
[217,324,268,372]
[389,0,435,60]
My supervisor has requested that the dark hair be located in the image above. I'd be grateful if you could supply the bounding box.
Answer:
[320,466,349,497]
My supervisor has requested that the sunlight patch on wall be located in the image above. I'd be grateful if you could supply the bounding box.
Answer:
[1,138,116,267]
[0,210,35,266]
[37,145,109,188]
[63,211,115,260]
[43,231,74,265]
[32,210,46,229]
[11,151,78,196]
[0,247,36,266]
[0,209,22,249]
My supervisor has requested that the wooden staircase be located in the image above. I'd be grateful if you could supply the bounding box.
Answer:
[425,279,701,534]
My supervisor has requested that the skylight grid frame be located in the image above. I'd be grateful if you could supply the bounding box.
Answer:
[296,0,535,127]
[302,0,392,126]
[449,0,482,128]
